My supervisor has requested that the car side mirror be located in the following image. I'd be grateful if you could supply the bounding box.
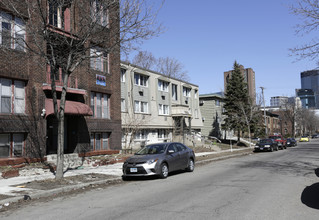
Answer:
[168,150,175,154]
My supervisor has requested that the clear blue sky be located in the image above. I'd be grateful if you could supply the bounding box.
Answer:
[129,0,317,105]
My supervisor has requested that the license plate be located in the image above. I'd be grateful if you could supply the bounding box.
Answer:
[260,148,263,150]
[130,168,137,173]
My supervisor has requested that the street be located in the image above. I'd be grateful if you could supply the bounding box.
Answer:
[1,140,319,220]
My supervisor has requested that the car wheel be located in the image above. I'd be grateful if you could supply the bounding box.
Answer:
[270,147,274,152]
[159,163,168,179]
[186,159,194,172]
[276,146,279,151]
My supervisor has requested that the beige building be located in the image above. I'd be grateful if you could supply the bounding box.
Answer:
[224,65,256,104]
[120,62,203,150]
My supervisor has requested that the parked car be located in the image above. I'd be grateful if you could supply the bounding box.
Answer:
[254,138,279,152]
[300,136,310,142]
[269,135,286,149]
[286,138,297,147]
[312,134,319,139]
[122,142,195,179]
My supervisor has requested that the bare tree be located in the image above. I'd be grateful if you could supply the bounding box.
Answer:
[132,50,157,70]
[131,51,190,81]
[1,0,164,179]
[290,0,319,63]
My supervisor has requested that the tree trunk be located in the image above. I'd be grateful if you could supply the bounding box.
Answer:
[56,115,65,179]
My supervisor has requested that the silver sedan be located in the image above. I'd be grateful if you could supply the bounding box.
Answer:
[122,142,195,179]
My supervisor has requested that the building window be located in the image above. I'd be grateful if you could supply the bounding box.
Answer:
[158,129,168,139]
[183,87,191,97]
[134,73,148,87]
[91,92,110,118]
[135,130,148,140]
[121,98,126,112]
[48,0,70,31]
[194,109,199,119]
[0,11,26,51]
[172,84,178,101]
[158,80,169,92]
[91,0,108,27]
[90,47,109,73]
[216,100,220,106]
[159,104,169,115]
[90,132,110,151]
[0,133,25,158]
[121,69,126,82]
[134,101,148,113]
[0,78,25,114]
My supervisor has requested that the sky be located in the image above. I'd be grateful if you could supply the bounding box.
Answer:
[128,0,318,105]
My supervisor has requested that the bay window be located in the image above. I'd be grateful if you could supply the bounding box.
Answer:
[90,47,109,73]
[91,92,110,118]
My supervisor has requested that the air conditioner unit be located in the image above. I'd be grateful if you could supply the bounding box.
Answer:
[199,100,204,105]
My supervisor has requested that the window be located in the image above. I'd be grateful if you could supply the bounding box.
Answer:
[91,0,108,27]
[172,84,178,101]
[216,100,220,106]
[0,11,26,50]
[159,104,169,115]
[0,78,25,114]
[135,130,148,140]
[121,69,126,82]
[91,92,110,118]
[158,129,168,139]
[0,133,24,158]
[90,47,109,73]
[134,101,148,113]
[121,98,126,112]
[90,132,110,151]
[158,80,169,92]
[134,73,148,87]
[183,87,191,97]
[194,109,199,119]
[48,0,70,31]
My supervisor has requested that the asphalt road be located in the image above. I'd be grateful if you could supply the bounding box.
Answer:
[1,140,319,220]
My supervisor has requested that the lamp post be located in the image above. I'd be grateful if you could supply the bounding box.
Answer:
[260,87,268,136]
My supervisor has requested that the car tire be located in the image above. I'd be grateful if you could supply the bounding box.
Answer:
[159,163,168,179]
[270,147,274,152]
[186,159,195,172]
[276,146,279,151]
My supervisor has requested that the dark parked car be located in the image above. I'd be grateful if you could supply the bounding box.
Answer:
[122,142,195,179]
[286,138,297,147]
[254,138,279,152]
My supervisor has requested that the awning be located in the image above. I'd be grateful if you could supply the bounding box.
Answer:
[45,99,93,117]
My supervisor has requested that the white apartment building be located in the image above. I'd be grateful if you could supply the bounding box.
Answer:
[121,62,203,150]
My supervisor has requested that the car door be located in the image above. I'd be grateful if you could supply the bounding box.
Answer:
[166,143,180,172]
[176,143,189,169]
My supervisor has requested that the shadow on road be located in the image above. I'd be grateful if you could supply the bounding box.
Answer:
[301,168,319,209]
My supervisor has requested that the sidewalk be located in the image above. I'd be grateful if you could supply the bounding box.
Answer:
[0,147,253,208]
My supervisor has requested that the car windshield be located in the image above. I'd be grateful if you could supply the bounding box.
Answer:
[270,136,280,140]
[135,144,167,155]
[259,139,272,143]
[301,136,308,138]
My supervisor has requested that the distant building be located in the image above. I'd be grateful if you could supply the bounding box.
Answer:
[296,89,315,109]
[270,96,288,107]
[300,70,319,108]
[224,65,256,104]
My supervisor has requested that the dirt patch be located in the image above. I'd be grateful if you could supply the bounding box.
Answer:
[13,173,117,190]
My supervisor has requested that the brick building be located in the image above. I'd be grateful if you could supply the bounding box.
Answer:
[224,65,256,104]
[0,1,121,163]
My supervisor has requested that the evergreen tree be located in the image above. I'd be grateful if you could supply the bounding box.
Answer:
[222,61,250,142]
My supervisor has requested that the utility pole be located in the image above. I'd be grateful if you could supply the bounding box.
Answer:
[260,87,268,136]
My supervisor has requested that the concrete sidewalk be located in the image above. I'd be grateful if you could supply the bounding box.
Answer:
[0,147,253,207]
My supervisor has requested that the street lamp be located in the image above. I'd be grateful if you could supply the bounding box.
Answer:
[260,87,268,136]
